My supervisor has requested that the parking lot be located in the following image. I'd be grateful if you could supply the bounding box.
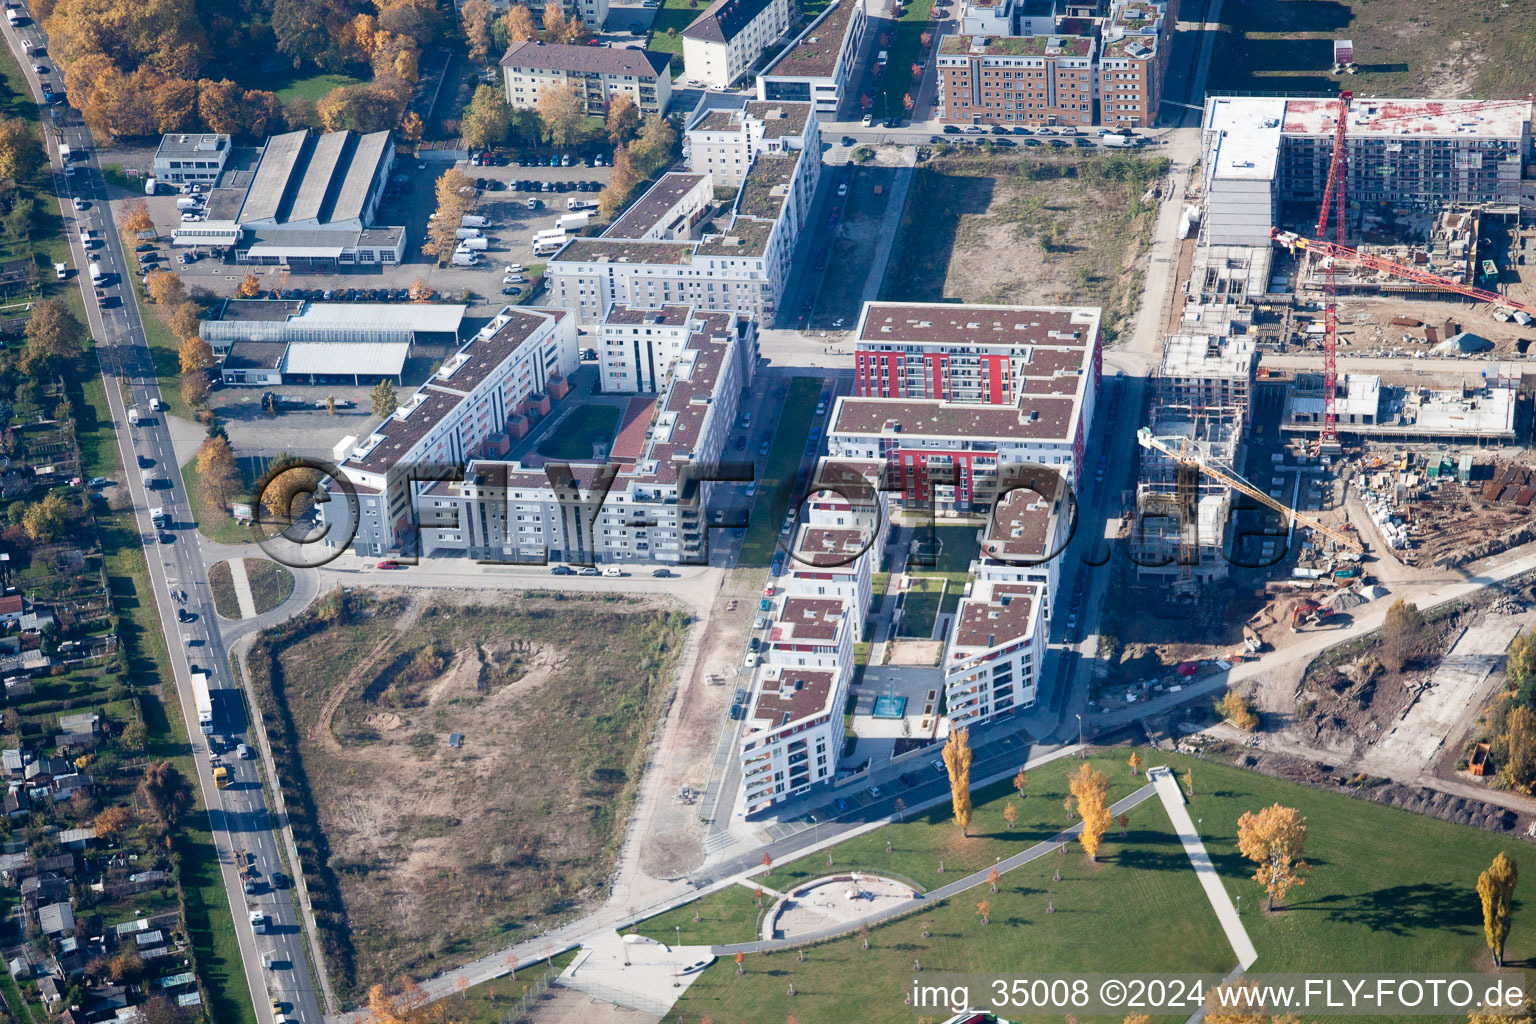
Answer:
[124,151,614,317]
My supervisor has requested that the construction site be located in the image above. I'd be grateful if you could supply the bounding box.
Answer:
[1111,91,1536,692]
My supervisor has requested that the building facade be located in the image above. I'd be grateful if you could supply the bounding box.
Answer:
[937,34,1096,127]
[500,40,672,116]
[682,0,793,88]
[152,134,230,185]
[756,0,867,115]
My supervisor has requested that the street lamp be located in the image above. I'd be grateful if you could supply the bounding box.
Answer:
[1074,713,1083,752]
[675,925,680,950]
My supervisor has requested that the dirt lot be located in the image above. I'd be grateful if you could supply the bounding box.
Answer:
[1209,0,1536,99]
[249,588,691,996]
[880,152,1168,343]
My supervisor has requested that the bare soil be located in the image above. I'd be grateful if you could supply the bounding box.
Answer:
[260,588,692,994]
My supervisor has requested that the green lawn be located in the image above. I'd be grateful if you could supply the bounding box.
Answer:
[271,71,369,104]
[635,885,767,947]
[739,377,822,566]
[246,558,294,614]
[762,751,1146,893]
[536,403,622,460]
[896,575,945,639]
[874,0,936,120]
[645,0,702,57]
[208,560,239,619]
[664,796,1232,1023]
[181,455,256,544]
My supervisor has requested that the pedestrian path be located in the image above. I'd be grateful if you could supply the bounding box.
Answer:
[1149,766,1257,970]
[228,557,257,620]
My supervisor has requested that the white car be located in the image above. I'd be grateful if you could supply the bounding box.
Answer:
[504,264,526,274]
[30,63,45,74]
[73,197,86,211]
[836,183,847,197]
[861,114,873,127]
[602,566,624,577]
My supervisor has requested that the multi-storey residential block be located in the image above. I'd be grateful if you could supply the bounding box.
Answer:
[739,663,847,814]
[1098,0,1175,127]
[942,576,1045,728]
[833,303,1101,514]
[682,0,793,88]
[937,33,1096,127]
[546,100,818,323]
[756,0,867,115]
[501,41,672,116]
[684,101,815,189]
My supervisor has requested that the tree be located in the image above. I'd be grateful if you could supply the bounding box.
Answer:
[1510,633,1536,692]
[1478,851,1519,967]
[197,78,244,134]
[400,110,424,144]
[146,270,187,307]
[1236,803,1309,910]
[423,168,475,262]
[598,145,638,219]
[462,0,496,63]
[317,84,405,134]
[461,84,512,150]
[108,948,146,984]
[1068,762,1112,861]
[93,805,134,839]
[606,92,640,146]
[22,493,67,542]
[21,297,83,372]
[975,899,990,925]
[1013,768,1027,798]
[630,112,677,177]
[1500,704,1536,792]
[1003,800,1017,829]
[137,761,193,829]
[258,452,321,524]
[372,379,399,420]
[0,118,43,181]
[360,976,460,1023]
[501,4,537,43]
[178,336,215,374]
[1128,752,1142,775]
[195,436,241,512]
[137,995,193,1024]
[408,278,432,301]
[243,90,283,137]
[169,301,204,342]
[1215,689,1259,731]
[986,866,1000,893]
[120,720,148,753]
[181,372,209,410]
[1381,599,1426,672]
[236,272,262,298]
[1182,768,1194,797]
[536,82,583,149]
[942,725,972,836]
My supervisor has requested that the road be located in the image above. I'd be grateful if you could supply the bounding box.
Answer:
[0,18,324,1024]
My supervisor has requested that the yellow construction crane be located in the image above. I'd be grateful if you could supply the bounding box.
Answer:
[1136,428,1364,554]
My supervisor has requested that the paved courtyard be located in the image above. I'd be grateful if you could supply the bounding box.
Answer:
[768,874,918,941]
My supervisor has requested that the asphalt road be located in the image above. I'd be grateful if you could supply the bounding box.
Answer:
[0,19,323,1024]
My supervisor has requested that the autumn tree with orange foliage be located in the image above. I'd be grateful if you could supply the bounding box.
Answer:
[119,199,154,235]
[360,977,463,1024]
[1067,762,1113,861]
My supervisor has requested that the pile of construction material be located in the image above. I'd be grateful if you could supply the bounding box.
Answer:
[1355,477,1411,549]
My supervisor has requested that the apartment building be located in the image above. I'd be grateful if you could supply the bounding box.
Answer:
[331,306,758,564]
[756,0,868,115]
[326,306,580,557]
[937,33,1096,127]
[682,0,793,88]
[546,101,819,323]
[597,301,698,392]
[684,101,815,189]
[501,40,672,116]
[1098,0,1176,127]
[1201,96,1533,234]
[832,303,1101,513]
[739,663,847,814]
[971,467,1072,617]
[942,576,1045,728]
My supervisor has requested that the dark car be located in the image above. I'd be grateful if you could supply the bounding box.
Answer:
[748,637,761,652]
[1012,125,1032,135]
[550,565,575,575]
[990,125,1008,134]
[995,138,1016,147]
[884,116,899,128]
[900,772,921,788]
[270,871,289,889]
[841,135,856,146]
[652,568,672,578]
[943,125,960,134]
[835,798,851,813]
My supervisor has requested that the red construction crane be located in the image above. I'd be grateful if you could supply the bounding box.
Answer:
[1273,94,1532,446]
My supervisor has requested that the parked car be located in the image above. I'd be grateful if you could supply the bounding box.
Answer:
[578,566,601,576]
[550,565,575,575]
[375,560,404,569]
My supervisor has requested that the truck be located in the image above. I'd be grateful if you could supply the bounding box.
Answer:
[533,228,567,245]
[5,10,19,26]
[454,227,483,240]
[566,197,598,211]
[144,176,157,195]
[456,236,488,251]
[175,196,201,211]
[57,143,69,162]
[1101,133,1140,148]
[556,211,590,232]
[531,238,564,257]
[190,672,213,734]
[212,758,230,789]
[150,507,168,528]
[451,250,480,267]
[128,406,140,427]
[460,214,489,228]
[89,262,102,283]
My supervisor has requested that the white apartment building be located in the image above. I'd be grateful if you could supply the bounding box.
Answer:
[598,301,698,392]
[684,101,817,189]
[832,302,1102,514]
[333,306,758,564]
[942,576,1045,728]
[739,664,847,814]
[682,0,793,88]
[546,101,819,324]
[756,0,867,115]
[501,40,672,116]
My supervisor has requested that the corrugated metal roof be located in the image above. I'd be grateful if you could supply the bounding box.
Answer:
[295,303,465,334]
[290,130,349,224]
[334,131,391,224]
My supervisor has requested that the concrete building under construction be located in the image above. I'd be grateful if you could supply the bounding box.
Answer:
[1132,335,1257,590]
[1281,372,1520,444]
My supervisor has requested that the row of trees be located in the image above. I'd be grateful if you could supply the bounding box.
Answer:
[460,0,588,68]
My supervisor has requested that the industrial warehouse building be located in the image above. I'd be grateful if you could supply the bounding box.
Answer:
[199,299,467,386]
[166,128,407,270]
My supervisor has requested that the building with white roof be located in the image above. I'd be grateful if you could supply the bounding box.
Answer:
[152,133,230,185]
[1282,373,1518,443]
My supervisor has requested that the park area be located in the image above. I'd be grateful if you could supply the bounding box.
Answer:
[1209,0,1536,99]
[641,747,1536,1022]
[882,153,1168,343]
[243,588,692,1000]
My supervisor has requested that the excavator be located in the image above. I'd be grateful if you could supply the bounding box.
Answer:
[1135,427,1365,555]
